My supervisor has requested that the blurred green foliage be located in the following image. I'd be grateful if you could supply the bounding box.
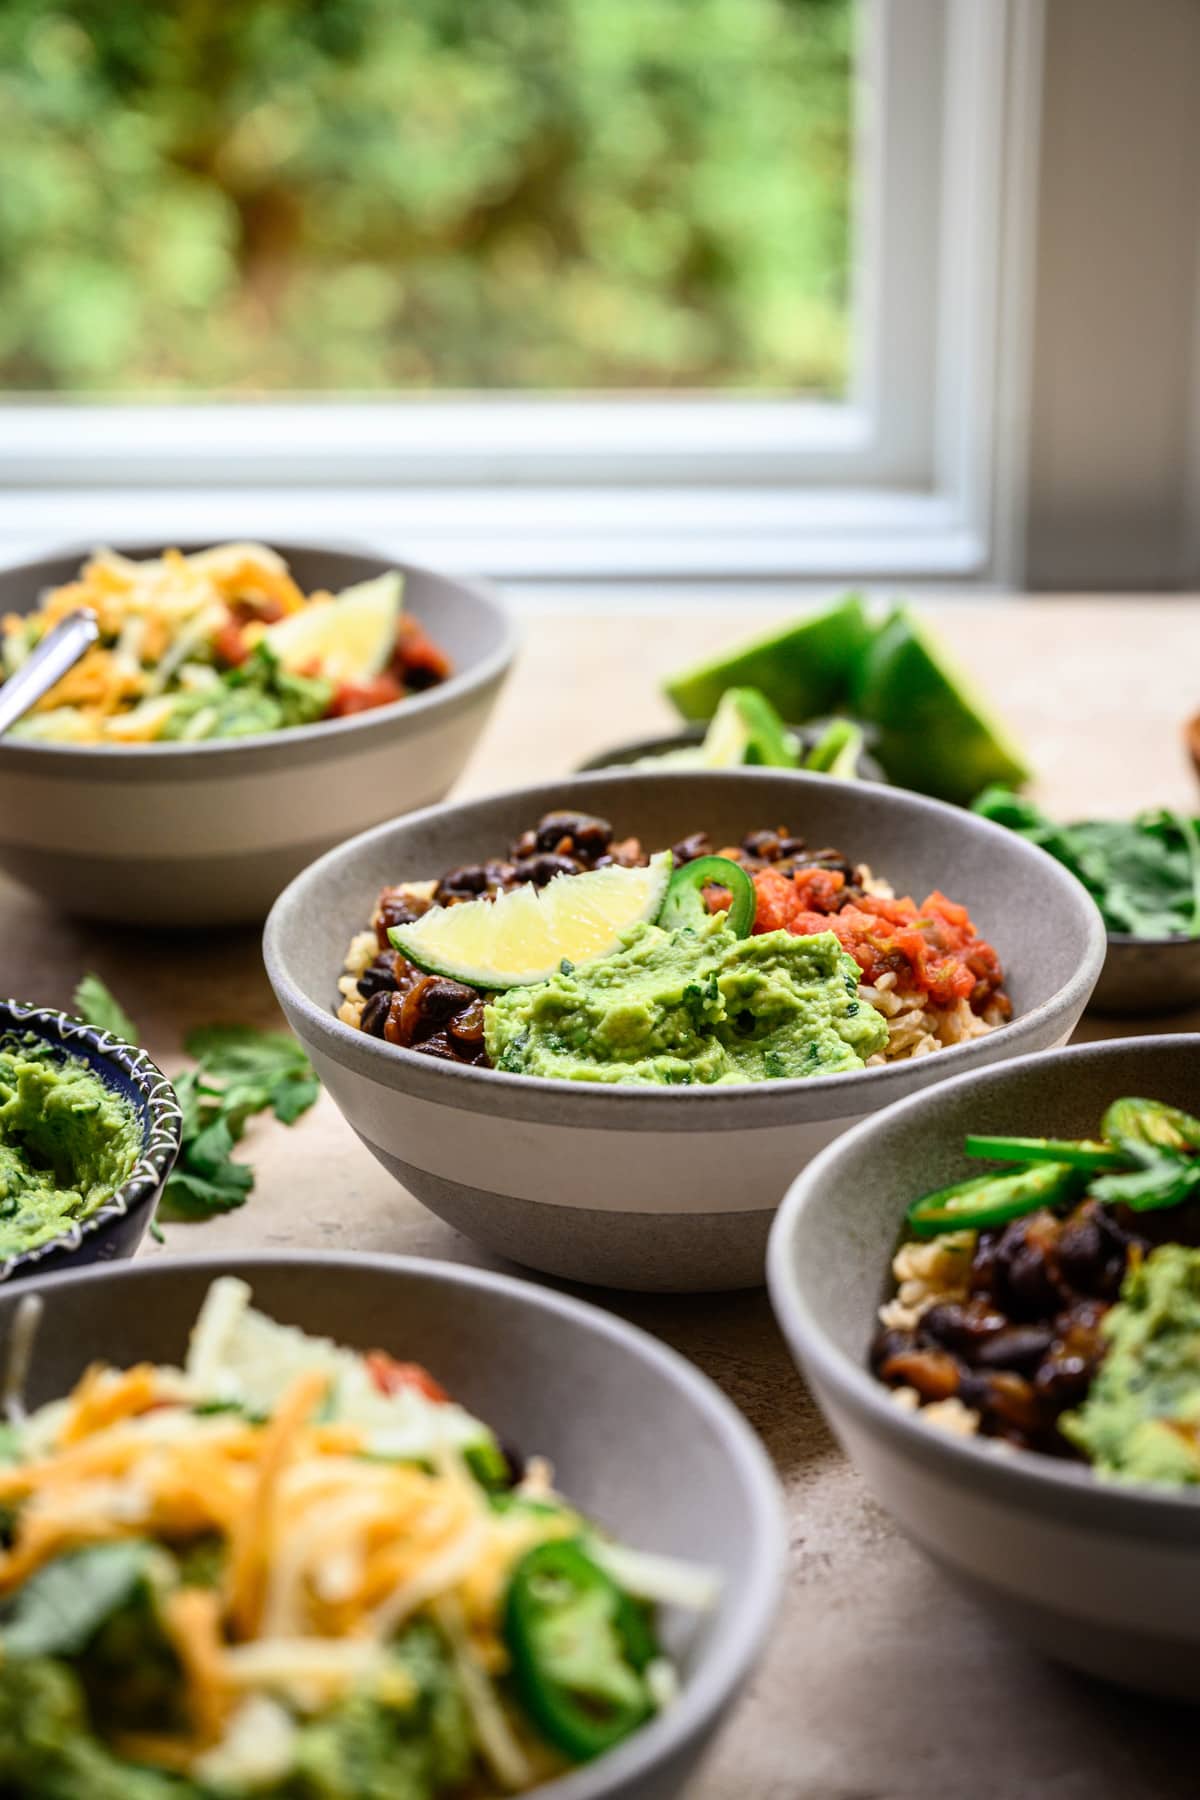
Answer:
[0,0,854,394]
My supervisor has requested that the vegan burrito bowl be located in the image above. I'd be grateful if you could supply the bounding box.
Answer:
[337,807,1011,1086]
[0,542,451,745]
[871,1096,1200,1487]
[0,1275,717,1796]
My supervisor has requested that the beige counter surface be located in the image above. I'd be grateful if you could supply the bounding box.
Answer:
[4,597,1200,1797]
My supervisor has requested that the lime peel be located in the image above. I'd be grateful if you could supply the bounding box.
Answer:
[264,571,403,685]
[389,852,674,989]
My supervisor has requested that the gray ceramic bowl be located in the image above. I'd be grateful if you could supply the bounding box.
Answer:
[0,541,516,926]
[264,769,1106,1292]
[1088,932,1200,1016]
[0,997,181,1276]
[577,720,886,784]
[0,1250,785,1797]
[768,1034,1200,1701]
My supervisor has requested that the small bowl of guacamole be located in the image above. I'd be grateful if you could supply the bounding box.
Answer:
[0,1000,181,1278]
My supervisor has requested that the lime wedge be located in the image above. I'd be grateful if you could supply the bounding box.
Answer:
[389,852,673,988]
[663,593,868,722]
[700,688,800,767]
[854,608,1030,805]
[264,571,403,684]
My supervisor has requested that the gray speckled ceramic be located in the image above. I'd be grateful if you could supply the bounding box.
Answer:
[1088,933,1200,1016]
[768,1034,1200,1701]
[0,542,516,926]
[263,769,1106,1292]
[576,721,886,784]
[0,1251,785,1799]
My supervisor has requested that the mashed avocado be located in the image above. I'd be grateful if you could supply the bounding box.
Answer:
[484,915,888,1085]
[0,1035,141,1257]
[1063,1244,1200,1485]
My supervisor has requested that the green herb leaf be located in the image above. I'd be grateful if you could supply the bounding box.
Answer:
[973,791,1200,939]
[271,1072,320,1124]
[66,993,319,1226]
[159,1163,254,1221]
[71,974,138,1044]
[1,1541,156,1658]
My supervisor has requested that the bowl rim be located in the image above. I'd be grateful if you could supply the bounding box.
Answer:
[3,1247,787,1798]
[263,766,1109,1119]
[0,998,182,1278]
[1104,930,1200,948]
[766,1032,1200,1536]
[0,539,518,768]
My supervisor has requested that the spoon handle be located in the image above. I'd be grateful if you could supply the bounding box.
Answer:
[0,610,100,738]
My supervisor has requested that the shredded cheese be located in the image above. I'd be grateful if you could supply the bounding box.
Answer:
[0,1279,705,1792]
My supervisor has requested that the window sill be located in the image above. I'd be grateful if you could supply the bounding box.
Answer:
[0,485,985,582]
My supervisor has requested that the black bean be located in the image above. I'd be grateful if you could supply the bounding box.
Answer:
[972,1325,1055,1374]
[535,810,613,857]
[434,864,492,904]
[870,1327,916,1370]
[360,992,392,1037]
[413,976,478,1029]
[741,828,791,860]
[511,852,580,887]
[358,953,401,998]
[413,1032,464,1062]
[671,832,713,865]
[918,1298,1008,1356]
[448,1000,487,1045]
[878,1347,962,1402]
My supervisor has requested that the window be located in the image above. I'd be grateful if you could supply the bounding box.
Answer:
[0,1,1041,581]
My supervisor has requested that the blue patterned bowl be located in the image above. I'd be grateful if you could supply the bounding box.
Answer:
[0,998,182,1278]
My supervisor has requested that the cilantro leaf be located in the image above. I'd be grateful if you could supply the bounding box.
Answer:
[66,989,320,1226]
[71,974,138,1044]
[272,1072,321,1124]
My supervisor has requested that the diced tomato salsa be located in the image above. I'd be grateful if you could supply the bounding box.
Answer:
[365,1350,450,1404]
[751,864,1008,1012]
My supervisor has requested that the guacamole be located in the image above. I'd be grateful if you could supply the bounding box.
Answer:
[0,1035,141,1257]
[484,916,888,1085]
[1063,1244,1200,1485]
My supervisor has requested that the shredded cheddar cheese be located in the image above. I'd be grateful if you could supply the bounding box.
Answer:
[0,1279,713,1794]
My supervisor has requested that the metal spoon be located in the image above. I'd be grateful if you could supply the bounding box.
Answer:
[0,609,99,738]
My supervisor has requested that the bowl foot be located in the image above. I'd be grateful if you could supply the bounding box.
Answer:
[361,1140,771,1292]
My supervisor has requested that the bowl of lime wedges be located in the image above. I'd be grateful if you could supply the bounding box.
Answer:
[645,595,1030,810]
[577,692,886,784]
[264,768,1103,1292]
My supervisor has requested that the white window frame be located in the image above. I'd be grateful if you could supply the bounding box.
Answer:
[0,0,1043,583]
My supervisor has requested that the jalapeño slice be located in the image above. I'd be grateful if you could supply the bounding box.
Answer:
[905,1161,1080,1240]
[658,855,756,939]
[1100,1098,1200,1159]
[504,1539,656,1763]
[963,1134,1130,1174]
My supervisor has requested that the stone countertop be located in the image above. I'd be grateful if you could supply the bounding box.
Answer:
[4,596,1200,1797]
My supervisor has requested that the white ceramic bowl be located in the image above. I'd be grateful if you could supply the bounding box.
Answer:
[2,1250,786,1798]
[768,1034,1200,1700]
[264,769,1106,1292]
[0,541,515,925]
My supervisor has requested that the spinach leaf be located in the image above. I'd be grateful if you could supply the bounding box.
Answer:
[71,975,138,1045]
[0,1542,155,1659]
[973,789,1200,939]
